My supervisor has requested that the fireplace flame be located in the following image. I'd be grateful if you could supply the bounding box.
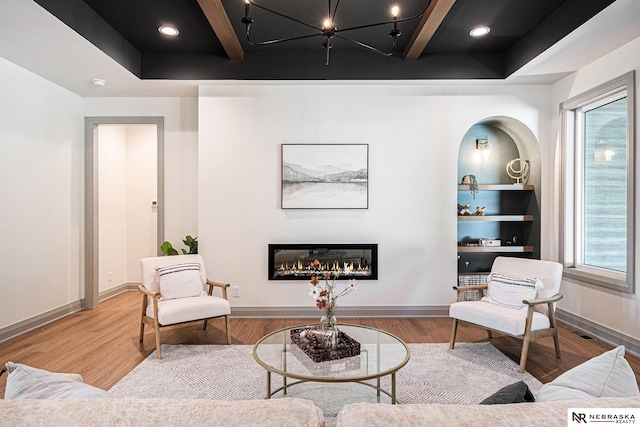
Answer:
[275,258,370,278]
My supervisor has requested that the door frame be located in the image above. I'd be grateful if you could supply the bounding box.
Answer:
[84,117,164,309]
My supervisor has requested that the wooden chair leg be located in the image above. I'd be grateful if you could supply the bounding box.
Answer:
[518,306,536,373]
[449,319,458,349]
[225,315,231,344]
[548,305,561,358]
[203,319,208,330]
[487,330,493,339]
[519,334,532,374]
[139,296,147,342]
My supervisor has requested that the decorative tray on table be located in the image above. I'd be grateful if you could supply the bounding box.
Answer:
[290,327,361,363]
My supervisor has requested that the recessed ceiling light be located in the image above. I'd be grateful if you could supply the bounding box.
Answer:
[158,25,179,36]
[469,26,490,37]
[91,78,106,87]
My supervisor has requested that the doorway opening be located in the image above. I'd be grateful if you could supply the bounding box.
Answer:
[84,117,164,309]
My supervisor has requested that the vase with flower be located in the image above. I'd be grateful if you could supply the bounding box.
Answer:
[308,260,358,347]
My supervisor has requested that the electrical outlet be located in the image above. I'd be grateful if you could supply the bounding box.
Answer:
[108,272,112,282]
[232,286,240,297]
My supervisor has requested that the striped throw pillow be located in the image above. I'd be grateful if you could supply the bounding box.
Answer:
[156,262,205,300]
[481,272,542,309]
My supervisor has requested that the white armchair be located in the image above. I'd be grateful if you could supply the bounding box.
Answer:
[449,256,563,373]
[139,254,231,359]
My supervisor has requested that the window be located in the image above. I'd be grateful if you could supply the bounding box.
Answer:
[561,71,635,293]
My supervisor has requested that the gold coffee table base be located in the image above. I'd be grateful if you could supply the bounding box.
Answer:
[265,371,400,404]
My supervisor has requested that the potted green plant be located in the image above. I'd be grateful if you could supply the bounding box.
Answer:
[182,235,198,254]
[460,175,478,199]
[160,235,198,256]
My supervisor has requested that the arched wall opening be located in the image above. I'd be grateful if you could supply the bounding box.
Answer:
[456,116,541,274]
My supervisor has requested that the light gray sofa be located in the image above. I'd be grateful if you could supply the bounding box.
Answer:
[335,345,640,426]
[2,395,637,427]
[334,396,640,427]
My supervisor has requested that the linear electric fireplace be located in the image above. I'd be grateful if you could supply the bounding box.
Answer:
[268,244,378,280]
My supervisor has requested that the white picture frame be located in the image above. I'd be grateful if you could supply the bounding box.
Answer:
[281,144,369,209]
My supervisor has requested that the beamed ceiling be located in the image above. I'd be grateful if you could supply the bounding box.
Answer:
[32,0,618,80]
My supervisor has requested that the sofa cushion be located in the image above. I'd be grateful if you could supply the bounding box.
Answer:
[482,273,542,309]
[4,362,113,399]
[156,262,205,300]
[536,346,640,402]
[334,396,640,427]
[0,397,325,427]
[480,381,535,404]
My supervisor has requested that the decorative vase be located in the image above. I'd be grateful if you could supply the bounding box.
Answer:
[320,313,337,328]
[320,313,338,349]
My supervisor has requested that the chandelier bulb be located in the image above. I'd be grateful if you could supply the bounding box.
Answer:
[390,6,400,34]
[242,0,253,27]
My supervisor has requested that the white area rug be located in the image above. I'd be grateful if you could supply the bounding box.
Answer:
[110,342,542,423]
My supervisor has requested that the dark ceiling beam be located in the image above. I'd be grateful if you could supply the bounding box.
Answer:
[404,0,456,60]
[196,0,244,61]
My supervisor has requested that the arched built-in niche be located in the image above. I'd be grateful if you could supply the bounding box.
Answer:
[456,117,541,274]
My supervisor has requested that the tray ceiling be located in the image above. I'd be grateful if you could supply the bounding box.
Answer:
[33,0,617,80]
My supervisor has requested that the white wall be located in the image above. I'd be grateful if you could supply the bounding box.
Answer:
[98,124,157,293]
[126,125,158,282]
[98,125,128,292]
[0,57,83,329]
[549,38,640,342]
[198,83,551,314]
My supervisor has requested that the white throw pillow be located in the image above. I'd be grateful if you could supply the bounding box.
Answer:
[156,262,205,300]
[481,272,542,309]
[4,362,113,399]
[536,346,640,401]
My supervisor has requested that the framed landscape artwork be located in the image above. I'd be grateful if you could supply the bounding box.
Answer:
[281,144,369,209]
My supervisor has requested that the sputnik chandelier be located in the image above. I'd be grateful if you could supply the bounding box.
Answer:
[241,0,428,65]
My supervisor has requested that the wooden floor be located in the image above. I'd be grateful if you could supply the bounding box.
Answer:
[1,291,639,398]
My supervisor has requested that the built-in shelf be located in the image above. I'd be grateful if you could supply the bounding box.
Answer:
[458,215,534,222]
[457,183,538,271]
[458,184,534,191]
[457,246,534,253]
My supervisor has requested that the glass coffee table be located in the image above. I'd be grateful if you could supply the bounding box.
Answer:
[253,323,410,404]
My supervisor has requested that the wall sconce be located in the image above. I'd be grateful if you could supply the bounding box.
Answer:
[475,138,490,161]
